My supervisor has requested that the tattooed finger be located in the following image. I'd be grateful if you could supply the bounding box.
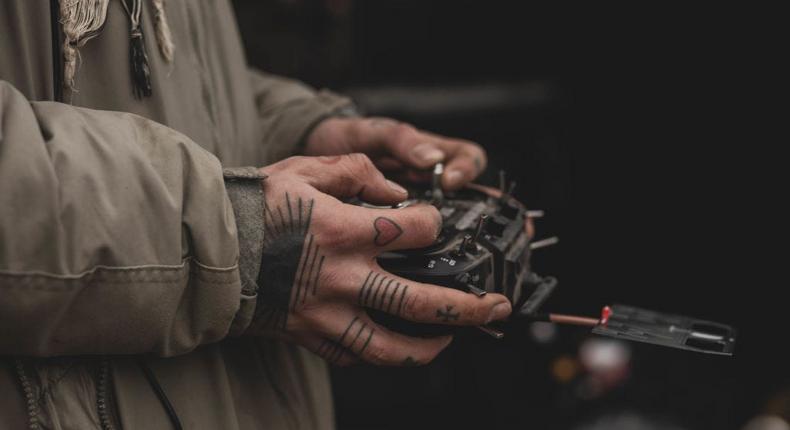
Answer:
[345,269,513,326]
[321,316,375,364]
[343,204,441,251]
[315,313,454,366]
[314,339,360,367]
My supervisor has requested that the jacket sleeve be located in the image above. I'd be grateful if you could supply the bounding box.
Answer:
[248,69,357,164]
[0,80,265,357]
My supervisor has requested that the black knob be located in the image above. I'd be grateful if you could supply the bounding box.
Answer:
[487,218,508,236]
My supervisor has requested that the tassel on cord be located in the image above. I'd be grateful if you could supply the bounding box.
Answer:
[58,0,110,93]
[150,0,174,62]
[57,0,174,97]
[129,28,152,98]
[120,0,152,98]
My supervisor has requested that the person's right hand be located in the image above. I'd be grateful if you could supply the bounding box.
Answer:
[250,154,512,366]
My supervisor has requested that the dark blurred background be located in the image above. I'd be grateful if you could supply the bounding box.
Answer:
[233,1,787,429]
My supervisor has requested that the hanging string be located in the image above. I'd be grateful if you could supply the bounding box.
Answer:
[120,0,152,98]
[57,0,175,98]
[150,0,174,62]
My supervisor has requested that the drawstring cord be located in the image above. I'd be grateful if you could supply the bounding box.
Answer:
[137,358,183,430]
[13,357,182,430]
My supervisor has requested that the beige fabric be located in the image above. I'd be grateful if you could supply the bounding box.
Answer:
[0,81,243,357]
[0,342,334,430]
[0,0,351,428]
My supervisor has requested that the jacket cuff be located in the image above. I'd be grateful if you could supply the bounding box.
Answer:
[223,167,267,296]
[223,167,267,336]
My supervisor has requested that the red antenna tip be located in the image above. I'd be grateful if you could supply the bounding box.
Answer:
[600,306,612,325]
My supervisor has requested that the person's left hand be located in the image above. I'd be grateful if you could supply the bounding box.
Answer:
[305,117,487,190]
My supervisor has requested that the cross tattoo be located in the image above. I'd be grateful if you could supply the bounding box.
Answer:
[436,305,460,322]
[402,356,420,367]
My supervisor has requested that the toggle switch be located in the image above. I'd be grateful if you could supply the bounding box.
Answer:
[465,284,487,297]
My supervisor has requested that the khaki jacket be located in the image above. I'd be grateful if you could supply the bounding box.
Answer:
[0,1,352,428]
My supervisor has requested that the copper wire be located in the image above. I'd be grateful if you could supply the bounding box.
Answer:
[548,314,600,327]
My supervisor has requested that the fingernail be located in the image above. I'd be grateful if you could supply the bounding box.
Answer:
[445,169,464,186]
[411,143,444,164]
[487,302,512,323]
[386,179,407,195]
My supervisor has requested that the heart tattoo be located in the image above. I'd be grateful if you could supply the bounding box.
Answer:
[373,217,403,246]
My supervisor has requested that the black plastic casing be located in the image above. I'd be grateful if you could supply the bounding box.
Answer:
[367,187,554,336]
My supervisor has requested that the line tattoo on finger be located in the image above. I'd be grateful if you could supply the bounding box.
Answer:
[316,317,375,363]
[317,339,353,364]
[254,192,325,331]
[358,271,410,317]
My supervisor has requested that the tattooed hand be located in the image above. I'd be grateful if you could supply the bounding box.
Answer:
[304,117,487,191]
[250,154,511,366]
